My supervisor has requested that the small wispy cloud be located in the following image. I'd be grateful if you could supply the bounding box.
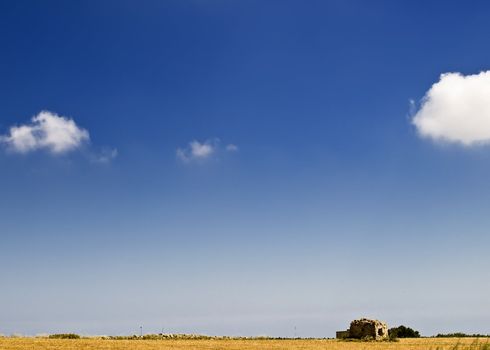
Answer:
[176,139,238,163]
[225,144,238,152]
[412,71,490,146]
[90,147,118,164]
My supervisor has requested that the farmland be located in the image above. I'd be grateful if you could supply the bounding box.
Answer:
[0,337,488,350]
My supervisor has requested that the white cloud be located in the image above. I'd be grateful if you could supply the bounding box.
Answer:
[177,140,215,162]
[412,71,490,146]
[0,111,89,153]
[190,140,214,158]
[177,139,237,163]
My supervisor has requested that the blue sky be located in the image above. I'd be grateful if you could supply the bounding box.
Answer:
[2,0,490,337]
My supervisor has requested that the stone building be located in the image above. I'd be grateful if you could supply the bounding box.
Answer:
[336,318,388,340]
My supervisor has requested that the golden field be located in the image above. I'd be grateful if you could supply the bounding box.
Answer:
[0,337,488,350]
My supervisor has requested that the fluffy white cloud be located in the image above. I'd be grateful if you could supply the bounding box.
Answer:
[412,71,490,146]
[177,140,215,162]
[177,139,237,163]
[0,111,90,153]
[190,140,214,158]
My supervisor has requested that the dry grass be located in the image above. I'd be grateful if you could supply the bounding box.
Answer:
[0,337,489,350]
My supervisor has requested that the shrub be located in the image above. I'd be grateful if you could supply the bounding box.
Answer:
[48,333,81,339]
[388,332,399,342]
[389,325,420,338]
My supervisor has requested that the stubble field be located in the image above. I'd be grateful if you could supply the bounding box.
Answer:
[0,337,488,350]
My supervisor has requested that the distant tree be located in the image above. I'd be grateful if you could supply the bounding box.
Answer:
[388,326,420,338]
[436,333,490,338]
[436,333,468,338]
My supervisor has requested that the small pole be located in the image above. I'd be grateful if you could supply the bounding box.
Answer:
[140,326,143,337]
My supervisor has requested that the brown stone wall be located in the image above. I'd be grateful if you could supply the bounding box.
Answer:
[348,318,388,340]
[336,331,350,339]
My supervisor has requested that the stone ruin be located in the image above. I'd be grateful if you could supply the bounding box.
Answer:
[336,318,388,340]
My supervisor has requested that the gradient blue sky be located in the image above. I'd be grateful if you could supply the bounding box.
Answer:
[2,0,490,337]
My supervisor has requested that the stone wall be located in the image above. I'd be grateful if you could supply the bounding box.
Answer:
[336,330,350,339]
[348,318,388,340]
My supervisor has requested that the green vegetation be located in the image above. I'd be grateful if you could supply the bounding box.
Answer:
[48,334,81,339]
[389,325,421,338]
[437,333,490,338]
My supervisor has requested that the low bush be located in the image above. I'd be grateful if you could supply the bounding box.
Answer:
[48,333,81,339]
[389,325,420,338]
